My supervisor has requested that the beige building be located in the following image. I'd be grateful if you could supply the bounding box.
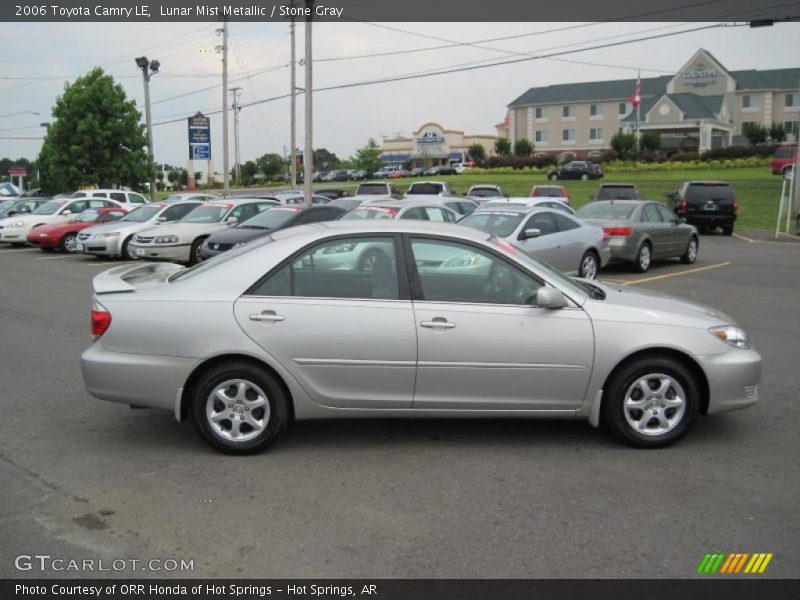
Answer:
[500,49,800,155]
[381,122,497,167]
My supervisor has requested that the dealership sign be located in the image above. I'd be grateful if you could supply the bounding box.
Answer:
[417,130,445,144]
[682,62,718,88]
[188,113,211,160]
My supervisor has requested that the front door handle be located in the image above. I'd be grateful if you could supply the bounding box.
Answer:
[249,310,285,322]
[420,318,456,330]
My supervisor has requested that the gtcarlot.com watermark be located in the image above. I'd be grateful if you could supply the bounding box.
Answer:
[15,554,194,572]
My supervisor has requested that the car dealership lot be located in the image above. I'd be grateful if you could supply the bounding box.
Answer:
[1,233,798,578]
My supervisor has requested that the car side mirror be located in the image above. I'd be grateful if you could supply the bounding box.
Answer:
[157,216,168,222]
[62,210,72,215]
[530,287,566,309]
[226,216,238,224]
[520,228,541,240]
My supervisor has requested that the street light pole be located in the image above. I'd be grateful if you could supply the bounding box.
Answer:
[303,3,313,206]
[217,18,229,194]
[135,56,159,201]
[231,87,242,186]
[290,7,297,190]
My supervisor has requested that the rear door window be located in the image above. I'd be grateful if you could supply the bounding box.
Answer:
[401,207,428,220]
[524,212,558,236]
[642,204,663,223]
[110,192,127,203]
[554,214,580,231]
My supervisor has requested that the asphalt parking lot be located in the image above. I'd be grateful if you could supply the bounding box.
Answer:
[1,231,798,579]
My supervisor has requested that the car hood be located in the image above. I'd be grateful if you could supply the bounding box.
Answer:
[206,226,270,245]
[586,281,736,327]
[0,213,60,225]
[139,221,228,240]
[30,221,89,235]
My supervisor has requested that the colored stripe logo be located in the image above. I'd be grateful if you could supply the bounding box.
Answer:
[697,552,773,574]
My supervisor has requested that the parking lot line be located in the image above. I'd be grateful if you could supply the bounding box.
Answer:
[35,255,72,260]
[84,260,137,266]
[733,233,757,243]
[0,247,37,252]
[622,262,732,286]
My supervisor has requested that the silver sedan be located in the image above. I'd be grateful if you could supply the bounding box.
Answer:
[81,220,761,454]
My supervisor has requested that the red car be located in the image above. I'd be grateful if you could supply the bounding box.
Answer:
[388,169,409,178]
[771,144,797,175]
[27,207,127,253]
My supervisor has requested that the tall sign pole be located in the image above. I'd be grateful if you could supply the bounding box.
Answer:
[290,4,297,190]
[303,3,313,206]
[218,18,229,194]
[231,87,242,186]
[135,57,159,201]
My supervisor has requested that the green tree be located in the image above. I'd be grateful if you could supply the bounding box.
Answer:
[743,123,768,145]
[313,148,339,170]
[610,131,637,159]
[467,143,485,161]
[494,138,511,156]
[513,138,533,157]
[768,122,787,143]
[256,153,284,178]
[240,160,258,186]
[37,67,149,194]
[639,131,662,152]
[353,138,383,175]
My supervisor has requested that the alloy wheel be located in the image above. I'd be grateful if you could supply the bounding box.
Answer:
[205,379,270,443]
[638,244,651,271]
[580,253,598,279]
[623,373,686,436]
[63,233,78,253]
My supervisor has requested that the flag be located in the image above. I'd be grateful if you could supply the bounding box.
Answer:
[629,76,642,107]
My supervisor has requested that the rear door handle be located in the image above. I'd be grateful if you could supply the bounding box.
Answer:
[420,318,456,330]
[249,310,285,322]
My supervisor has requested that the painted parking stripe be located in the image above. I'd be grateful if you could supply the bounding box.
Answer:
[84,261,137,266]
[733,233,757,243]
[0,247,38,252]
[622,262,731,285]
[36,255,74,260]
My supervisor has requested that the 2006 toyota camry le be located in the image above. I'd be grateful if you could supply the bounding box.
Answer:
[81,220,761,454]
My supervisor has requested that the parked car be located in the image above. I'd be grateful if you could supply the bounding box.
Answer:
[772,144,797,175]
[453,163,472,174]
[458,206,609,279]
[272,190,305,203]
[0,197,126,245]
[530,185,570,204]
[78,200,204,259]
[405,181,456,198]
[483,197,576,215]
[666,181,738,236]
[355,182,403,199]
[409,167,426,177]
[283,195,334,205]
[26,207,126,253]
[323,170,350,182]
[592,183,641,201]
[340,200,459,223]
[128,198,276,265]
[315,189,350,200]
[199,205,347,260]
[348,170,367,180]
[424,165,456,176]
[547,161,603,181]
[0,198,48,218]
[159,193,217,204]
[71,189,149,208]
[466,184,505,203]
[388,169,409,179]
[576,200,699,272]
[372,166,400,179]
[81,220,761,454]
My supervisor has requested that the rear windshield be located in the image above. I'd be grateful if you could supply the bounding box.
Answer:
[169,236,274,283]
[774,147,796,159]
[33,200,66,215]
[340,206,398,220]
[576,203,636,220]
[685,183,733,200]
[408,183,444,195]
[596,186,638,200]
[531,186,564,197]
[240,207,299,229]
[122,205,162,222]
[468,188,502,198]
[356,184,389,195]
[181,205,230,223]
[458,212,524,237]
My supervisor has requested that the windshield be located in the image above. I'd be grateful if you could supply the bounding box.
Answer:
[33,200,66,215]
[576,203,636,220]
[597,186,638,200]
[121,205,162,222]
[0,200,16,214]
[458,212,524,237]
[356,184,389,195]
[180,204,230,223]
[162,194,187,203]
[169,235,274,283]
[408,183,443,195]
[240,208,298,229]
[340,206,398,220]
[77,209,101,222]
[468,188,501,198]
[531,187,564,197]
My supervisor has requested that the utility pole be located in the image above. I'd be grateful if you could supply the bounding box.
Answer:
[217,18,229,194]
[230,86,242,186]
[135,56,160,201]
[303,3,313,206]
[290,5,297,190]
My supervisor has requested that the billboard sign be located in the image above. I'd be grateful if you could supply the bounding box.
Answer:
[188,113,211,160]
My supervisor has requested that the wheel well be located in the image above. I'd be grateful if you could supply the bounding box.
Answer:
[179,354,295,422]
[602,348,710,415]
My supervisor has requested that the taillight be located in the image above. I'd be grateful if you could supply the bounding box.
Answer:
[91,300,112,337]
[733,198,738,214]
[603,226,632,241]
[679,197,688,212]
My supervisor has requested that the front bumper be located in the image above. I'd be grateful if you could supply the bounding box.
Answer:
[128,242,191,262]
[696,347,762,414]
[27,234,60,247]
[80,236,124,256]
[0,228,28,242]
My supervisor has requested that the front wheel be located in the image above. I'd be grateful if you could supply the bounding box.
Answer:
[601,355,700,448]
[60,232,78,253]
[721,224,734,236]
[121,235,135,259]
[634,242,652,273]
[578,250,599,279]
[680,236,698,264]
[190,361,290,454]
[189,237,206,265]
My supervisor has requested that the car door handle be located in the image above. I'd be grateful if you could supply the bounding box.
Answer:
[420,318,456,330]
[249,310,285,322]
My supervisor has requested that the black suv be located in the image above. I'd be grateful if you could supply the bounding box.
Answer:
[547,161,603,181]
[667,181,737,236]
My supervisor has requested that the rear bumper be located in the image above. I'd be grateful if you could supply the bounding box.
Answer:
[696,347,762,414]
[81,342,200,412]
[681,213,736,227]
[607,238,638,262]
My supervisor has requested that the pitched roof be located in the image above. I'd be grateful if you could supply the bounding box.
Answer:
[730,68,800,91]
[622,94,725,123]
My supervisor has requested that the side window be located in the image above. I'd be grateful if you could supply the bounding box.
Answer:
[293,210,323,225]
[442,208,457,223]
[251,237,399,300]
[655,204,677,224]
[257,202,275,213]
[554,213,580,231]
[90,200,113,208]
[230,203,256,221]
[68,200,89,213]
[424,207,446,222]
[110,192,127,203]
[459,202,477,215]
[400,207,427,220]
[129,193,147,204]
[102,210,126,222]
[410,239,542,305]
[524,212,558,236]
[642,204,663,223]
[92,192,108,198]
[161,203,197,221]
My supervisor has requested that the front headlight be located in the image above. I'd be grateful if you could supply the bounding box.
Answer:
[95,232,120,239]
[7,221,26,229]
[709,325,750,349]
[155,235,179,244]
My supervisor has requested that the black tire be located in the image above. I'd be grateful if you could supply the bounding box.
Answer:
[601,354,700,448]
[188,237,206,265]
[578,250,599,279]
[634,241,652,273]
[796,215,800,237]
[680,236,698,264]
[41,247,55,252]
[60,232,78,253]
[121,235,134,259]
[190,361,290,455]
[721,224,734,236]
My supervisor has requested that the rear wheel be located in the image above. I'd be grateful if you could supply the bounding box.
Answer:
[680,236,698,264]
[60,232,78,253]
[602,354,700,448]
[191,361,289,454]
[189,237,206,265]
[578,250,599,279]
[721,224,734,236]
[634,241,652,273]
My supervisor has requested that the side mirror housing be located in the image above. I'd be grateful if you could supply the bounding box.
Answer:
[226,216,238,224]
[62,210,72,215]
[520,228,541,240]
[533,287,567,309]
[157,216,168,222]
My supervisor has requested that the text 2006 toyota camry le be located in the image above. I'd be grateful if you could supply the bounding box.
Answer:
[81,220,761,454]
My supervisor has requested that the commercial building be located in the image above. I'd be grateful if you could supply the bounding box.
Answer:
[499,49,800,156]
[381,122,497,168]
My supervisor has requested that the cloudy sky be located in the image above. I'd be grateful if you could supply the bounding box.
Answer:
[1,20,798,173]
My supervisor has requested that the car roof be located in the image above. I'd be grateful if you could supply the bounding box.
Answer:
[598,183,636,187]
[683,180,732,185]
[472,206,559,215]
[586,199,650,206]
[269,218,491,242]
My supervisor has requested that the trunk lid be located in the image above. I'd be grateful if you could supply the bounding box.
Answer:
[93,262,184,294]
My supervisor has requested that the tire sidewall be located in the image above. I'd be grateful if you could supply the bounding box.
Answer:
[636,242,651,272]
[579,251,598,279]
[603,356,700,448]
[191,362,289,454]
[682,236,698,264]
[189,237,205,265]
